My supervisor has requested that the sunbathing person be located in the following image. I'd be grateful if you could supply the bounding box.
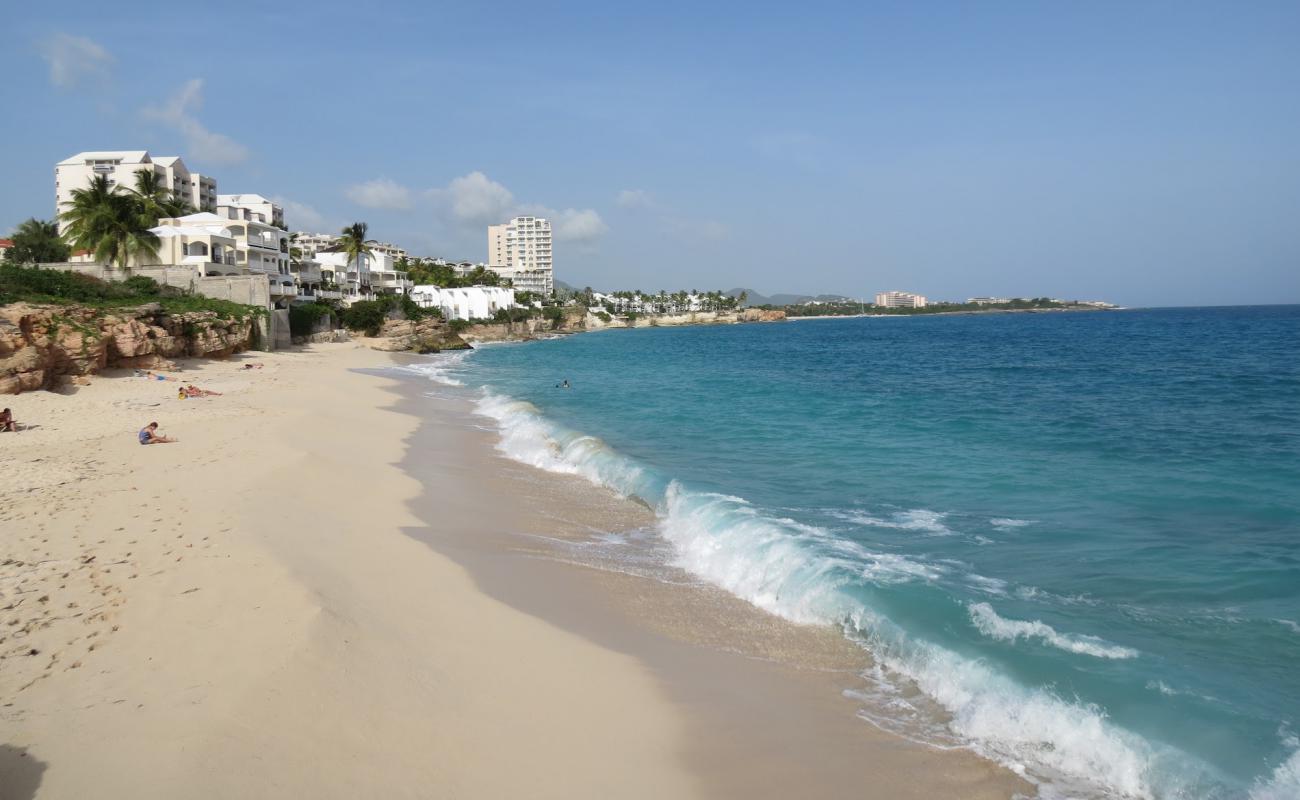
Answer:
[1,408,16,432]
[242,363,265,370]
[185,384,222,397]
[145,371,178,382]
[138,422,177,444]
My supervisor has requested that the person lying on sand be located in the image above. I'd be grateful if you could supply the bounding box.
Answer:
[184,384,222,397]
[1,408,16,432]
[242,363,264,370]
[145,371,178,382]
[138,422,177,444]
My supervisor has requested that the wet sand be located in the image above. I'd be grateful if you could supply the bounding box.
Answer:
[392,365,1029,799]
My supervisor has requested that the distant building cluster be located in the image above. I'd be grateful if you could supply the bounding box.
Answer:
[874,291,928,309]
[51,150,414,309]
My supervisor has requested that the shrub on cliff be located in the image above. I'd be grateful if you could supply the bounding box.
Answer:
[289,302,336,337]
[0,264,263,321]
[339,300,386,336]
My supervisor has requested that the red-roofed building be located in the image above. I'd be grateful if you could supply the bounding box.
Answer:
[0,238,13,260]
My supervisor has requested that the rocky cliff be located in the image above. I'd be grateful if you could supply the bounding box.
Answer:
[0,302,258,394]
[369,317,471,354]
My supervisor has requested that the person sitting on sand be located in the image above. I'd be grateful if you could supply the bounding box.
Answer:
[1,408,16,432]
[138,422,177,445]
[184,384,222,397]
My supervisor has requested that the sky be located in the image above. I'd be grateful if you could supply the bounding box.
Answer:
[2,0,1297,307]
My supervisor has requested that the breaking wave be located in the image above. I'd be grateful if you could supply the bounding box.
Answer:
[969,602,1140,660]
[468,388,1225,798]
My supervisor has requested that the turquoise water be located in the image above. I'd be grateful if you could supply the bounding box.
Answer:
[409,307,1300,799]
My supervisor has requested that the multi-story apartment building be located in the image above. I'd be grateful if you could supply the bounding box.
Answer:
[487,216,553,295]
[874,291,929,309]
[217,194,284,229]
[55,151,216,230]
[147,212,298,306]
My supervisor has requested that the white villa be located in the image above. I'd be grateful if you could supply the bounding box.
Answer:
[147,212,298,306]
[409,286,516,321]
[314,249,411,302]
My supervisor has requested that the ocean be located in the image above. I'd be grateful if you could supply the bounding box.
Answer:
[402,306,1300,799]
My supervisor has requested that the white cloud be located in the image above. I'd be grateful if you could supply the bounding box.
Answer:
[427,172,607,246]
[345,178,413,210]
[272,197,324,231]
[616,189,653,209]
[553,208,609,242]
[665,217,729,242]
[143,79,249,165]
[444,171,516,224]
[39,33,113,89]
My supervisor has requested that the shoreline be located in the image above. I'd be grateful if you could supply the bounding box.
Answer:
[388,356,1030,798]
[0,343,1027,798]
[786,306,1122,320]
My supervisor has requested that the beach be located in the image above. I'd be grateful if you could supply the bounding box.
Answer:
[0,342,1025,799]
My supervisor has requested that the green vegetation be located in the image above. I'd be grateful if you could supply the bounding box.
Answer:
[337,293,441,337]
[3,218,70,264]
[398,257,508,288]
[288,301,336,337]
[59,172,173,268]
[0,263,264,321]
[600,289,742,314]
[542,305,565,329]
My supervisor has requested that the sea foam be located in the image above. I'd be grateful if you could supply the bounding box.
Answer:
[969,602,1140,660]
[469,389,1188,799]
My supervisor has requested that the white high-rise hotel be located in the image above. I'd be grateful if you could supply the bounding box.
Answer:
[487,216,553,295]
[875,291,929,308]
[55,151,217,231]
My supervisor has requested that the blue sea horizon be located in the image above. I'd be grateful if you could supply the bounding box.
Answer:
[405,306,1300,799]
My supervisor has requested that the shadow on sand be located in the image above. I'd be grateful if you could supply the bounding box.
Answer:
[0,745,46,800]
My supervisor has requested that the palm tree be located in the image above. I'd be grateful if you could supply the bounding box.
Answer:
[60,175,160,270]
[338,222,374,285]
[129,169,189,225]
[4,218,70,264]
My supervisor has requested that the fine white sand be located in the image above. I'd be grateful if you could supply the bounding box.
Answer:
[0,344,699,798]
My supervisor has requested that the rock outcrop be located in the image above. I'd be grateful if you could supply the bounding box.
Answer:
[369,317,471,353]
[0,302,258,394]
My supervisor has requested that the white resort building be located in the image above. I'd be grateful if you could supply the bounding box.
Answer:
[56,151,216,230]
[314,249,412,302]
[147,212,298,306]
[409,286,516,321]
[487,216,554,295]
[874,291,929,309]
[217,194,284,229]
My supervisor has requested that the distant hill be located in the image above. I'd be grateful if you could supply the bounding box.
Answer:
[725,288,853,307]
